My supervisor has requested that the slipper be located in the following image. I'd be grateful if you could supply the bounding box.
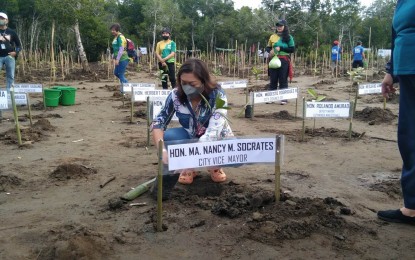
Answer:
[178,169,197,185]
[208,168,227,183]
[377,209,415,225]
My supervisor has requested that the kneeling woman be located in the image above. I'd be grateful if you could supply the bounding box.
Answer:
[151,59,233,199]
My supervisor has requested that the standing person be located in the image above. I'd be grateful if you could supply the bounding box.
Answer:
[151,59,233,200]
[265,24,280,76]
[352,40,365,69]
[331,40,342,76]
[269,19,295,105]
[110,23,129,92]
[0,12,21,92]
[0,12,21,122]
[155,27,176,89]
[377,0,415,225]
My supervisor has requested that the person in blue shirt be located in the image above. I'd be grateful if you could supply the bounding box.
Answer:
[352,41,365,68]
[151,58,234,200]
[378,0,415,225]
[331,40,342,76]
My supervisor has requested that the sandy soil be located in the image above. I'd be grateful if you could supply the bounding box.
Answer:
[1,63,414,259]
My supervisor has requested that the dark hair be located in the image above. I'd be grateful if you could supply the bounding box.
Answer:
[357,41,362,45]
[176,59,217,104]
[279,25,291,43]
[110,23,121,32]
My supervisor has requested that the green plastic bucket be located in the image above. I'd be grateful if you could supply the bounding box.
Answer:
[53,86,77,106]
[44,89,61,107]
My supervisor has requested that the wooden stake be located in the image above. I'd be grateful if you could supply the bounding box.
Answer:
[274,135,282,202]
[156,140,164,232]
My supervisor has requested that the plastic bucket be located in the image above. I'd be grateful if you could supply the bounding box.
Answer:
[245,105,253,118]
[44,89,61,107]
[53,86,77,106]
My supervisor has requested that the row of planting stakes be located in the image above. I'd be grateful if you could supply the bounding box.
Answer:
[155,135,284,232]
[0,84,43,146]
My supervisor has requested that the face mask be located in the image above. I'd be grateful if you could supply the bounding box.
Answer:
[0,20,6,26]
[162,36,169,40]
[182,84,203,99]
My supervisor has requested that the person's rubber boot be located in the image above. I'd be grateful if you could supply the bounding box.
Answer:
[151,169,179,201]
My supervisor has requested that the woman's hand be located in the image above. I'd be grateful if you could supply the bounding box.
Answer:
[114,59,119,66]
[381,73,396,98]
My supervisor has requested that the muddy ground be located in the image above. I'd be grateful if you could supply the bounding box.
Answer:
[0,62,413,259]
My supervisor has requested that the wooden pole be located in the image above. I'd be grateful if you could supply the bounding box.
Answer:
[274,135,282,202]
[10,89,22,146]
[156,140,164,232]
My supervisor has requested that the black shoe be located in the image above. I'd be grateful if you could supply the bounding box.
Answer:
[377,209,415,224]
[150,173,179,201]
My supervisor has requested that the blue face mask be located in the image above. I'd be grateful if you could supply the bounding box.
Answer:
[0,20,6,26]
[182,84,203,99]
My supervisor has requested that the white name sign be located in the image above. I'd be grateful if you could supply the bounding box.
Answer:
[358,83,382,95]
[8,93,27,106]
[13,84,43,93]
[252,87,298,104]
[149,96,178,121]
[133,88,170,102]
[167,138,276,170]
[0,90,8,109]
[218,80,248,89]
[305,101,351,118]
[122,83,156,93]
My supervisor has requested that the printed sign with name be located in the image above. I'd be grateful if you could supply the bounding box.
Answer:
[122,83,155,93]
[133,89,170,102]
[8,93,27,106]
[13,84,43,93]
[252,87,298,104]
[149,96,178,121]
[305,101,351,118]
[0,90,8,109]
[218,80,248,89]
[167,138,277,170]
[358,83,382,95]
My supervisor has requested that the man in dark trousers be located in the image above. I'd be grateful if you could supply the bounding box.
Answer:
[0,12,22,121]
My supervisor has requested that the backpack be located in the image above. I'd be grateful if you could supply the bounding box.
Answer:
[126,38,135,52]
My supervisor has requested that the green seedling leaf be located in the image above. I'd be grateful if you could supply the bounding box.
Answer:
[307,88,318,99]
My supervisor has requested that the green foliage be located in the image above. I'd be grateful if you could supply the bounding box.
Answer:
[251,66,261,80]
[307,88,326,102]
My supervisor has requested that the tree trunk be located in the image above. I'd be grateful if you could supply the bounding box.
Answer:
[74,20,90,73]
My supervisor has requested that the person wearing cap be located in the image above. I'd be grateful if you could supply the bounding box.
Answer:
[331,40,342,76]
[110,23,129,91]
[352,40,365,68]
[0,12,22,92]
[155,28,176,89]
[268,19,295,105]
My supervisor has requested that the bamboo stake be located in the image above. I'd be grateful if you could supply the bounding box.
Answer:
[274,135,282,202]
[10,89,22,146]
[156,140,164,232]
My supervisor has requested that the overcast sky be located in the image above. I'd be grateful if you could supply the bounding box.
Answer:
[233,0,376,10]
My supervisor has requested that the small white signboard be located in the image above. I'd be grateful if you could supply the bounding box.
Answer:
[13,84,43,93]
[218,80,248,89]
[305,101,351,118]
[167,138,276,171]
[252,88,298,104]
[8,93,27,106]
[139,47,148,55]
[0,90,8,109]
[149,96,178,121]
[133,88,170,102]
[358,83,382,95]
[122,83,155,93]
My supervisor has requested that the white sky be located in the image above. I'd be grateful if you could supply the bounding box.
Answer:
[233,0,376,10]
